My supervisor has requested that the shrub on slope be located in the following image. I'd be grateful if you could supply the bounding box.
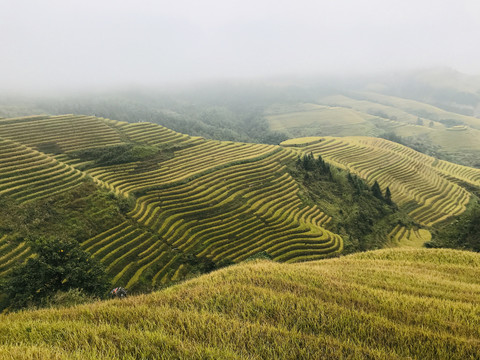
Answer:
[429,198,480,251]
[1,237,110,310]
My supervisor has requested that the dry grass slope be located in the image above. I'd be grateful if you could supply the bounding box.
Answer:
[1,248,479,359]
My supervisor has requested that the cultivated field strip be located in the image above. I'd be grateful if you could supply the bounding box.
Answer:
[0,138,85,203]
[0,115,124,153]
[388,225,432,248]
[81,221,180,288]
[433,159,480,187]
[130,152,341,262]
[290,136,472,226]
[86,139,279,194]
[0,235,32,277]
[109,121,193,146]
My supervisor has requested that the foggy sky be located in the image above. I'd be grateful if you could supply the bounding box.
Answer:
[1,0,479,92]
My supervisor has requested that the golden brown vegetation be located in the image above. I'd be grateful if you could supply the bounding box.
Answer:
[1,248,479,359]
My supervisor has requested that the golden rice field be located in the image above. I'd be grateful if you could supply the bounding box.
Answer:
[0,138,85,203]
[0,115,342,288]
[265,102,379,138]
[0,115,124,152]
[282,136,480,227]
[1,114,479,290]
[388,225,431,248]
[1,248,479,359]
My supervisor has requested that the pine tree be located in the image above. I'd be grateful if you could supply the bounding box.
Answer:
[316,155,324,169]
[295,156,302,168]
[347,173,354,184]
[385,186,393,205]
[302,153,315,171]
[371,180,383,200]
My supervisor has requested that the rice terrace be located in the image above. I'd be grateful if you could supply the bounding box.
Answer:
[0,115,342,288]
[0,113,478,288]
[1,106,480,358]
[1,1,480,357]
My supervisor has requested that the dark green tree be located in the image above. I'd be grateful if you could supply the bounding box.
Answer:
[385,186,393,205]
[313,155,330,176]
[1,237,110,310]
[347,173,354,184]
[371,180,383,200]
[315,154,324,169]
[295,156,302,168]
[302,152,315,171]
[427,201,480,251]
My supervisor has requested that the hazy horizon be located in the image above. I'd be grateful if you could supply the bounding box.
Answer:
[1,0,479,93]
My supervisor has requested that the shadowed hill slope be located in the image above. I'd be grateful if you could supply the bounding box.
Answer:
[1,248,479,359]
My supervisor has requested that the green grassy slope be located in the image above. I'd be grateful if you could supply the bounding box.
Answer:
[265,103,379,138]
[1,248,479,359]
[353,91,480,129]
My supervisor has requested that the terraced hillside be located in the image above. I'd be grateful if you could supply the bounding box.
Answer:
[0,115,342,290]
[0,235,31,279]
[0,138,85,203]
[267,92,480,167]
[0,115,124,153]
[1,248,479,359]
[265,103,379,137]
[282,136,480,228]
[1,114,478,291]
[388,225,432,248]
